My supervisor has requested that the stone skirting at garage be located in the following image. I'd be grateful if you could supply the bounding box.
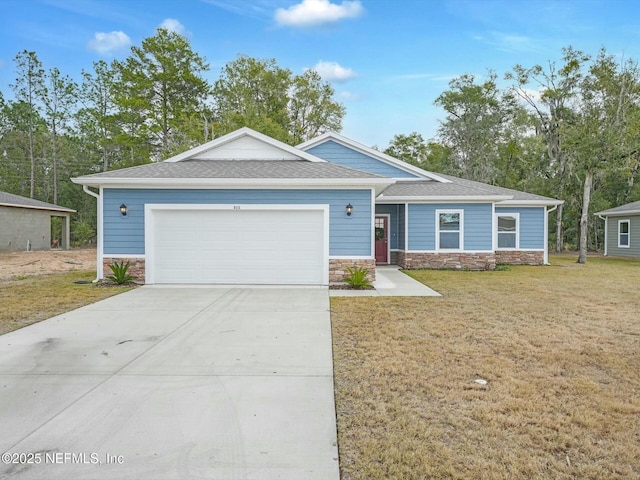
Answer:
[329,258,376,283]
[495,250,545,265]
[103,258,145,282]
[397,251,496,271]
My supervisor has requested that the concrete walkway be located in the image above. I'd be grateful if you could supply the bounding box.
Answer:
[0,287,339,479]
[330,265,441,297]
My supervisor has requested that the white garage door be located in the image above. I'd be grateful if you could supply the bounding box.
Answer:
[147,206,327,285]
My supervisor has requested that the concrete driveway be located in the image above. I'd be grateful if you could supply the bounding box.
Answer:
[0,287,339,480]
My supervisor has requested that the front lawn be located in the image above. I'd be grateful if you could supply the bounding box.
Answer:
[331,255,640,479]
[0,271,132,335]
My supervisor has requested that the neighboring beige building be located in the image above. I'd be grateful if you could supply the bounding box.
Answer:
[0,191,75,252]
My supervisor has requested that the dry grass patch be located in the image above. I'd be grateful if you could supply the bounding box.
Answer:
[331,255,640,479]
[0,271,131,335]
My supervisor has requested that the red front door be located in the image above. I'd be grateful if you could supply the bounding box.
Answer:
[375,216,388,264]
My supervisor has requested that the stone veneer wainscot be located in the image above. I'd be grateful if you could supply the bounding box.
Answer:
[103,258,146,282]
[397,252,496,271]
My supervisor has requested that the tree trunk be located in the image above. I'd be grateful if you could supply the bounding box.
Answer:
[28,126,35,198]
[52,125,58,204]
[577,171,593,264]
[555,202,564,253]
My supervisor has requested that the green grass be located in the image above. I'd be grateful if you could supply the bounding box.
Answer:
[0,271,132,335]
[331,254,640,479]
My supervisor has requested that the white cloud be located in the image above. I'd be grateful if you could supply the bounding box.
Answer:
[202,0,273,18]
[339,90,362,101]
[275,0,364,27]
[520,88,542,102]
[310,61,357,82]
[474,31,538,53]
[159,18,189,36]
[390,73,456,82]
[87,31,131,55]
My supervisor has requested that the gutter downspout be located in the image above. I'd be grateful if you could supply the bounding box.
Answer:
[597,214,607,256]
[82,185,102,283]
[545,204,559,265]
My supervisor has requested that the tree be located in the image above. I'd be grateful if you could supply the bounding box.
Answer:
[213,55,345,144]
[565,50,640,263]
[0,91,8,140]
[289,69,345,143]
[506,47,590,252]
[434,72,522,184]
[384,132,428,166]
[114,28,210,160]
[40,67,77,203]
[10,50,44,198]
[213,55,291,141]
[78,60,119,172]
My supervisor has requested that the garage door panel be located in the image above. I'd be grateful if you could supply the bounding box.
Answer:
[149,208,325,285]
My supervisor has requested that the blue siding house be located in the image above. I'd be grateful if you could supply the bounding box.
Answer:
[73,127,562,285]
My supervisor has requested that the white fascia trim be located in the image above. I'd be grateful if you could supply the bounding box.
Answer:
[103,254,146,259]
[597,210,640,217]
[329,256,375,260]
[497,200,564,206]
[163,127,326,163]
[73,178,394,189]
[297,132,452,183]
[377,195,512,203]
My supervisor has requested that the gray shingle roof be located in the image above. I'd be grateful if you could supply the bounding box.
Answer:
[76,160,385,180]
[380,174,561,204]
[595,200,640,216]
[439,174,560,202]
[380,180,503,198]
[0,191,75,213]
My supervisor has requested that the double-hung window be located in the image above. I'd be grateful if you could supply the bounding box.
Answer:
[618,219,630,248]
[496,213,519,249]
[436,210,463,250]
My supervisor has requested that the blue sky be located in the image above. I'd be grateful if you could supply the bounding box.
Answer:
[1,0,640,148]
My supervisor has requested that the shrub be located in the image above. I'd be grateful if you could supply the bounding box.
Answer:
[344,266,372,289]
[107,261,134,284]
[72,221,95,246]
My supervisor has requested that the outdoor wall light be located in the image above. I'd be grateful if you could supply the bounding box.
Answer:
[120,203,128,216]
[346,203,353,216]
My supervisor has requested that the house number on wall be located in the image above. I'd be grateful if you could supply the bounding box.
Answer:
[233,206,241,210]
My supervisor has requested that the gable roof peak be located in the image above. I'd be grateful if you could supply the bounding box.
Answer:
[297,131,452,183]
[163,127,326,163]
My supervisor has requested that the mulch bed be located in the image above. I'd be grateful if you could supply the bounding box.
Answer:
[329,284,375,290]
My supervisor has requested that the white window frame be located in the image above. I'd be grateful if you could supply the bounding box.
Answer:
[495,213,520,250]
[618,219,630,248]
[435,209,464,251]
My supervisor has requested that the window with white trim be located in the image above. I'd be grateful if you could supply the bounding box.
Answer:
[496,213,519,249]
[618,219,630,248]
[436,210,463,250]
